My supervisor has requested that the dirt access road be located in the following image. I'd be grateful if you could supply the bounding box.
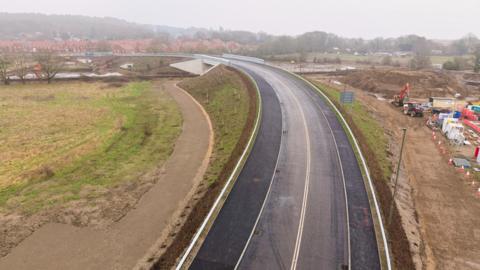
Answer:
[0,81,213,270]
[310,76,480,270]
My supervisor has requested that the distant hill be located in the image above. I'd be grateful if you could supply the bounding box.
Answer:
[0,13,156,40]
[152,25,208,38]
[0,13,476,57]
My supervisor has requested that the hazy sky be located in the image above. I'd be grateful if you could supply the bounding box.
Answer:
[2,0,479,39]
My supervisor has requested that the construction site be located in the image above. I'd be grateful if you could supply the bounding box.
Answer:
[304,66,480,270]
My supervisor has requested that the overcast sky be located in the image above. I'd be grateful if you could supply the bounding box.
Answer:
[2,0,479,39]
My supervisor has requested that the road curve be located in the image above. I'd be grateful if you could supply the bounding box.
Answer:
[189,61,380,270]
[0,81,213,270]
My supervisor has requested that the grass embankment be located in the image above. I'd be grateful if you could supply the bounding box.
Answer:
[154,65,258,269]
[0,82,182,214]
[309,80,415,270]
[178,66,253,185]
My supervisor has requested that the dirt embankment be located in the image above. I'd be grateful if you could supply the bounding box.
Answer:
[341,68,466,98]
[152,65,258,269]
[464,72,480,81]
[92,56,192,77]
[359,97,480,270]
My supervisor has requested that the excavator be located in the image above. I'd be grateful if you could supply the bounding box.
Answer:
[392,83,410,106]
[391,83,424,117]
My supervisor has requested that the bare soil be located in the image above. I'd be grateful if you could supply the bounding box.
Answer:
[310,73,480,270]
[0,80,213,270]
[464,73,480,81]
[340,68,468,98]
[92,56,192,77]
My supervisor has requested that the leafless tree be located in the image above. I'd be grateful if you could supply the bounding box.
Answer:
[409,52,431,70]
[35,52,64,84]
[0,54,11,85]
[14,53,29,84]
[474,46,480,73]
[381,55,393,66]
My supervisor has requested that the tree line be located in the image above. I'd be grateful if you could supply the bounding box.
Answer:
[251,32,480,56]
[1,13,479,59]
[0,52,64,85]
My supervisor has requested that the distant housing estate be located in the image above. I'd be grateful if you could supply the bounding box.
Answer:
[0,38,248,54]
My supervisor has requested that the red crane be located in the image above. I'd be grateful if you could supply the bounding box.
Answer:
[392,83,410,106]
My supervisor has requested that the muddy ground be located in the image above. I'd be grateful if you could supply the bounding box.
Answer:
[308,72,480,270]
[92,56,191,77]
[339,68,473,98]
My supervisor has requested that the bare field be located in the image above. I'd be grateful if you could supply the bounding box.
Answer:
[340,68,468,98]
[271,52,469,66]
[93,56,191,76]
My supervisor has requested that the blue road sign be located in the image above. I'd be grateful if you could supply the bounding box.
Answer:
[340,91,354,104]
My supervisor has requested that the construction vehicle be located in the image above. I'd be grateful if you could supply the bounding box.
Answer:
[33,64,42,79]
[403,102,424,117]
[426,114,441,130]
[392,83,410,106]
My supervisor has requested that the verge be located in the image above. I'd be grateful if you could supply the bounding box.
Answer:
[151,66,262,269]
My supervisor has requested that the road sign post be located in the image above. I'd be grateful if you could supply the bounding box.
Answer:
[340,91,354,104]
[388,128,407,227]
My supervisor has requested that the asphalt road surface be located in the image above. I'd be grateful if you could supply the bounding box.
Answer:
[190,61,380,270]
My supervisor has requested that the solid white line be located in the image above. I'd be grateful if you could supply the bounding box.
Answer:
[305,84,352,268]
[272,77,312,270]
[293,73,392,270]
[175,65,262,270]
[233,66,284,269]
[233,91,283,269]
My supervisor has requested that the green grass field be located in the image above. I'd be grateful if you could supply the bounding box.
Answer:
[178,66,251,185]
[0,81,182,213]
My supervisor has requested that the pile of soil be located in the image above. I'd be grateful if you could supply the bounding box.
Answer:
[92,56,191,77]
[463,72,480,81]
[341,69,466,98]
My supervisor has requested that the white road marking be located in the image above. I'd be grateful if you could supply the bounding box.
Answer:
[273,76,312,270]
[175,66,262,270]
[234,65,350,269]
[305,86,351,268]
[234,69,284,269]
[295,73,392,270]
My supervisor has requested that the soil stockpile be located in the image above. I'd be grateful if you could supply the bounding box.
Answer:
[341,69,466,98]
